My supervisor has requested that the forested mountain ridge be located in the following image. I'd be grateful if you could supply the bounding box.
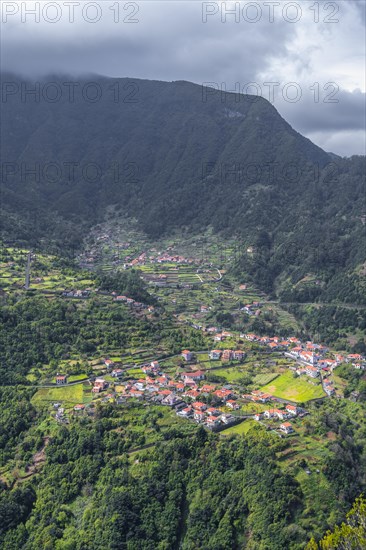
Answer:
[1,74,365,302]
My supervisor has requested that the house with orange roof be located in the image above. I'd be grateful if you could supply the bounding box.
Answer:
[206,407,221,416]
[200,384,215,394]
[258,393,272,402]
[92,378,108,393]
[182,371,205,383]
[184,389,200,399]
[205,416,221,428]
[177,407,193,417]
[158,389,172,397]
[274,409,289,420]
[56,374,68,385]
[209,350,222,360]
[192,401,207,412]
[286,404,298,416]
[280,422,294,434]
[129,389,144,398]
[250,391,271,403]
[227,400,240,410]
[157,375,170,386]
[162,394,182,406]
[289,346,303,358]
[305,365,319,378]
[347,353,364,362]
[245,333,259,341]
[181,350,193,361]
[214,389,232,402]
[300,351,318,365]
[280,341,290,348]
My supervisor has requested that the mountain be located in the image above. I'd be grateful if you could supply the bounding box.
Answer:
[1,74,365,299]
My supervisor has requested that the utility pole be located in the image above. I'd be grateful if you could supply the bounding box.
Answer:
[25,251,32,289]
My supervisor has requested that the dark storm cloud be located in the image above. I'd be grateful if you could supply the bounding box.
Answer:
[0,1,295,83]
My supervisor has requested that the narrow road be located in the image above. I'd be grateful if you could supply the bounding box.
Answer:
[266,300,366,310]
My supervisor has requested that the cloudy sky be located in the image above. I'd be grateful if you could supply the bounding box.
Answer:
[1,0,365,156]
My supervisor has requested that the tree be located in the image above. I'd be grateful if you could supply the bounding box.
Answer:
[307,495,366,549]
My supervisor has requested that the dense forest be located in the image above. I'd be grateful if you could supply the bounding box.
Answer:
[1,398,366,550]
[0,292,207,385]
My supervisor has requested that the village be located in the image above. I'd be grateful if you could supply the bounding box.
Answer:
[53,323,365,436]
[1,243,364,442]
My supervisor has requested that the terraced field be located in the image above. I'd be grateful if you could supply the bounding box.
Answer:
[138,263,220,286]
[221,419,258,435]
[261,371,325,402]
[31,383,92,407]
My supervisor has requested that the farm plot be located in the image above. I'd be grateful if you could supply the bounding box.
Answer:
[211,367,247,383]
[261,371,325,402]
[32,383,92,407]
[252,372,279,386]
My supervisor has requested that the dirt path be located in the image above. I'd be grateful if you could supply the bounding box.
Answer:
[13,437,51,487]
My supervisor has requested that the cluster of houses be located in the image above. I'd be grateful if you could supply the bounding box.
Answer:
[86,358,241,430]
[213,331,233,341]
[51,319,364,433]
[125,251,195,268]
[153,254,194,264]
[62,289,91,298]
[209,349,245,361]
[243,390,273,403]
[92,377,109,393]
[243,332,365,374]
[176,402,237,429]
[112,293,154,312]
[86,363,301,434]
[143,273,171,287]
[253,403,303,434]
[241,301,262,316]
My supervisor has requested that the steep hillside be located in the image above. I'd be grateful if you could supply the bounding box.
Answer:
[1,74,365,299]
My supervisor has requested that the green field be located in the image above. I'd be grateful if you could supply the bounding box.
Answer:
[212,367,247,383]
[221,419,258,435]
[32,384,91,406]
[261,371,325,402]
[252,372,279,385]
